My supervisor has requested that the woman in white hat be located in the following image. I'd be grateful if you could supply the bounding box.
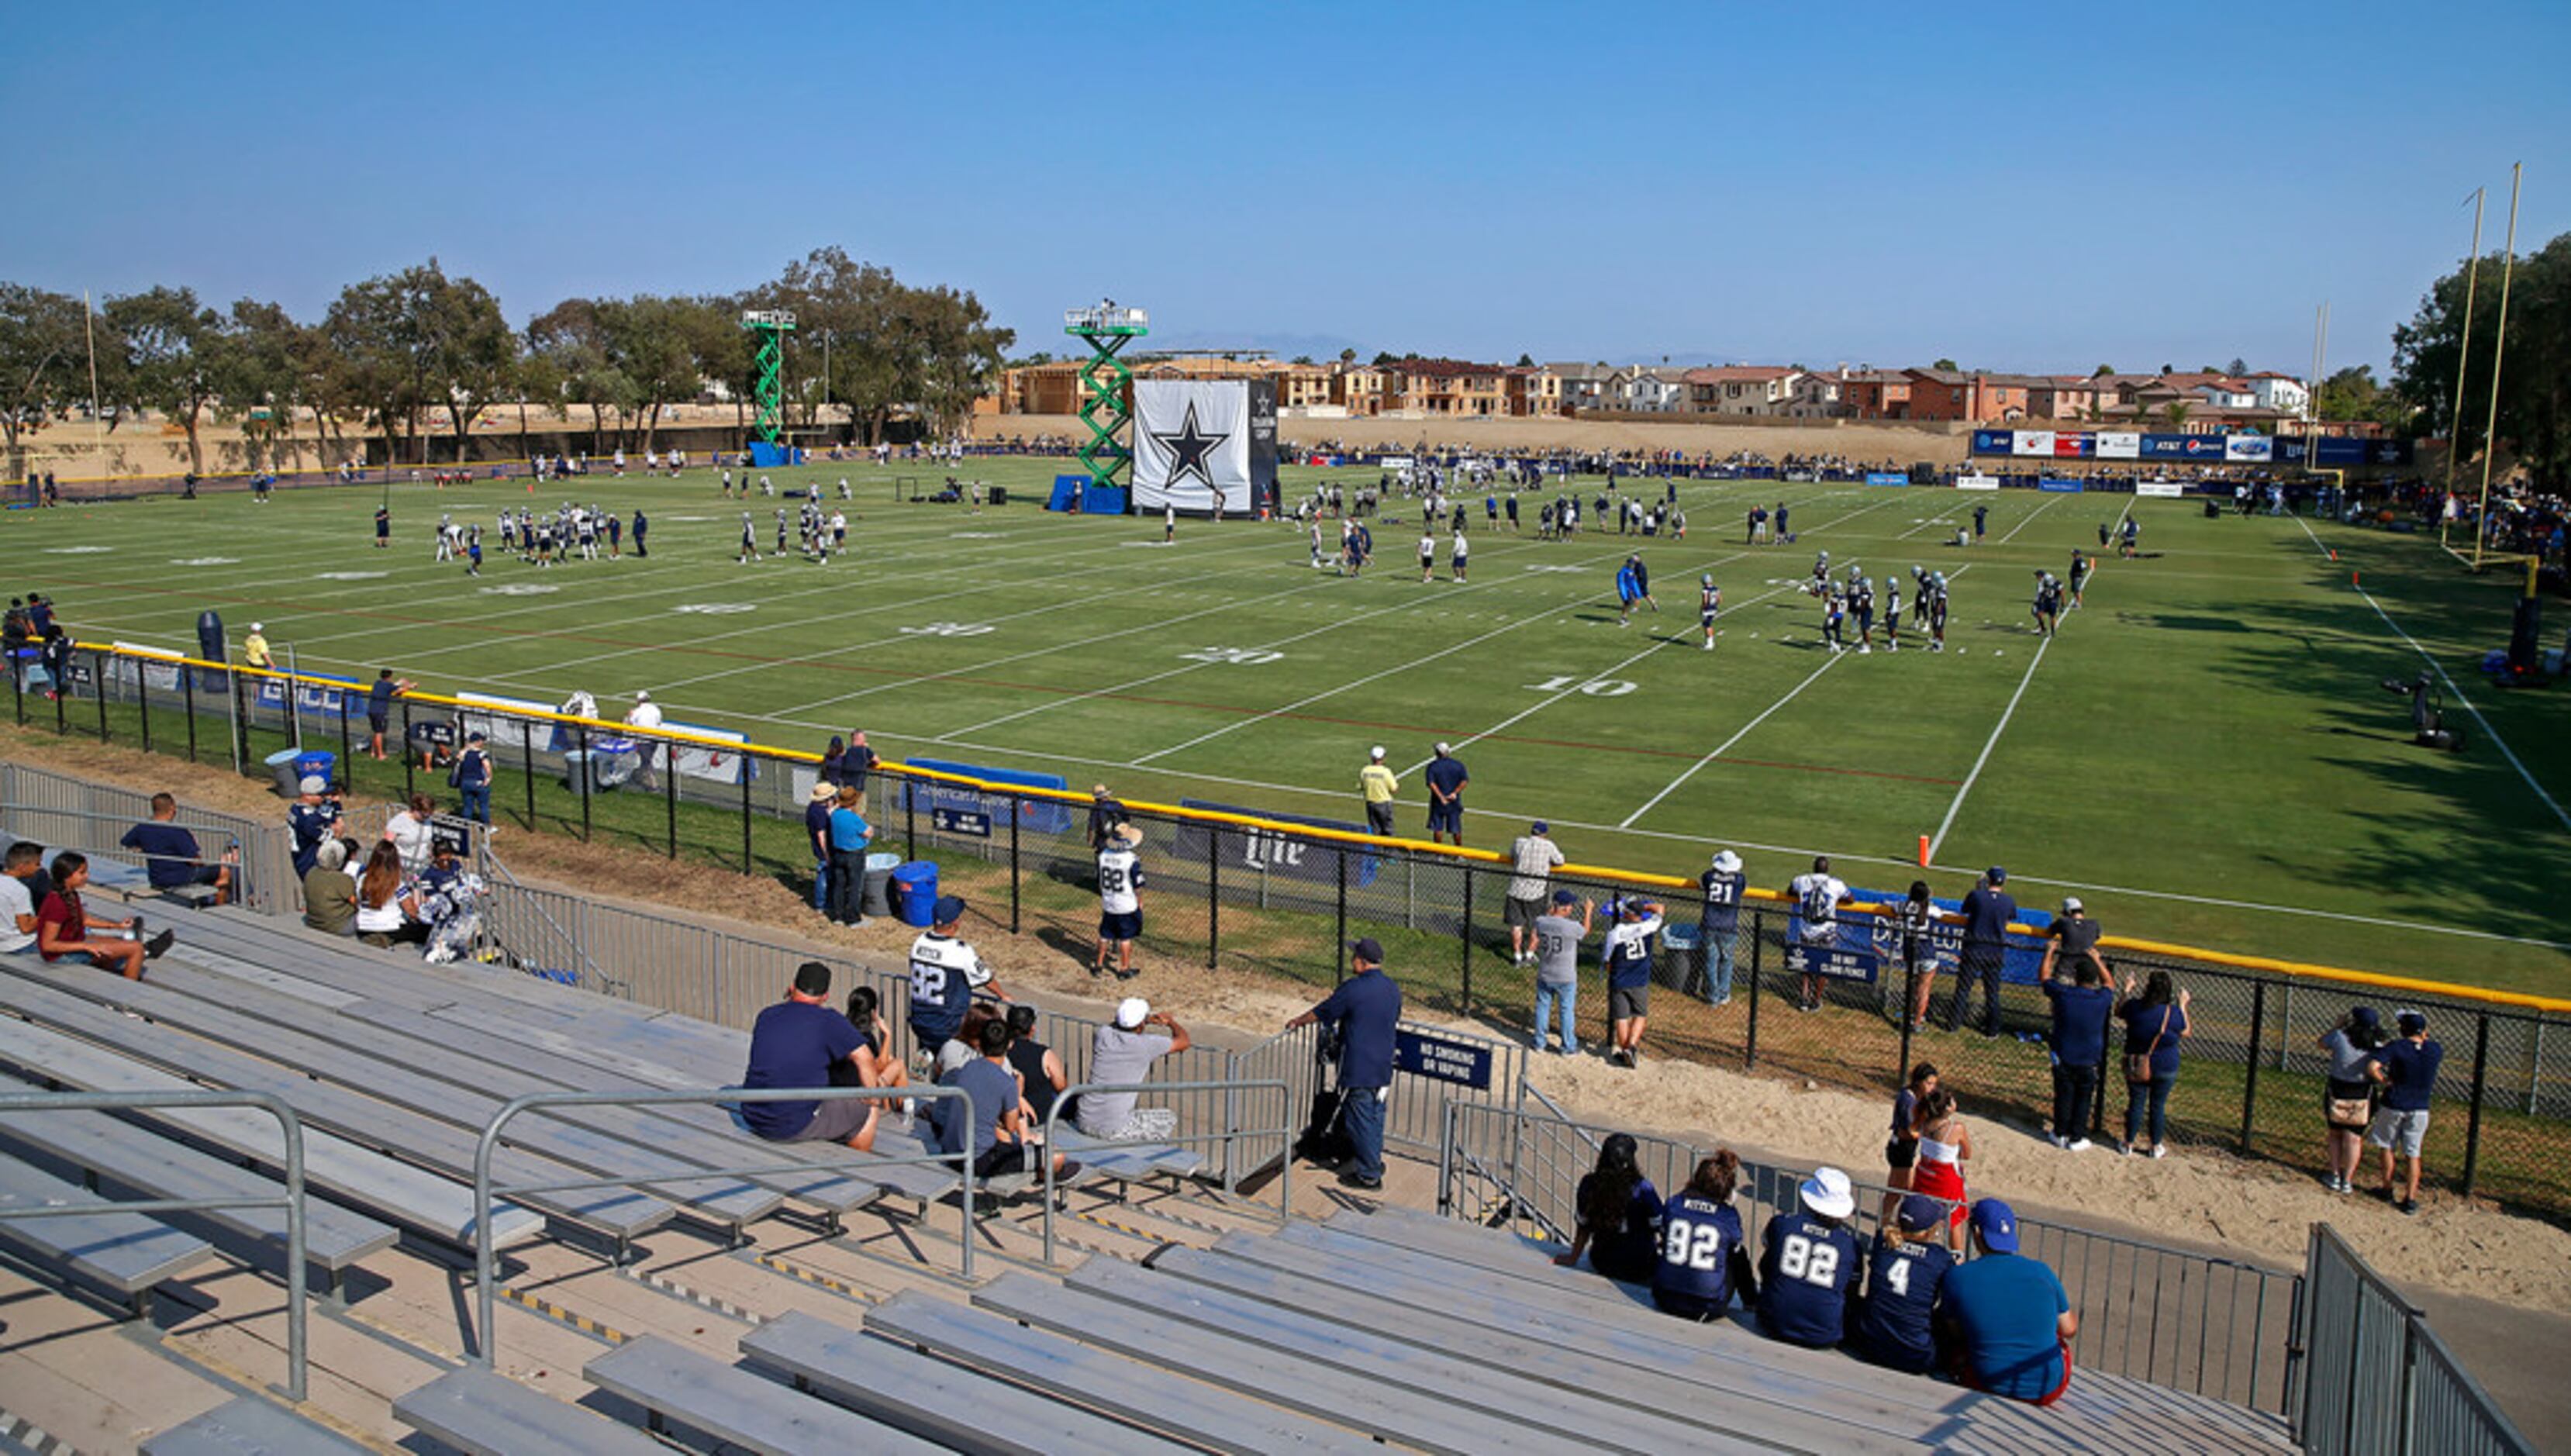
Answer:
[1757,1165,1861,1348]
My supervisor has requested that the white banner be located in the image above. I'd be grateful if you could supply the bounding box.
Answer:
[1132,379,1252,513]
[2135,481,2186,499]
[454,690,556,750]
[2224,435,2273,462]
[667,722,752,786]
[2094,431,2141,461]
[2011,430,2055,457]
[1955,474,2002,491]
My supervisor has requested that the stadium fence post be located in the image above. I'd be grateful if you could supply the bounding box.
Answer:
[93,648,109,740]
[575,723,592,842]
[1203,819,1218,969]
[664,751,677,859]
[739,756,753,874]
[228,669,245,773]
[2093,1045,2112,1141]
[1334,846,1349,983]
[2241,980,2269,1154]
[904,779,917,861]
[402,701,416,798]
[1745,910,1764,1070]
[2461,1012,2491,1197]
[520,730,535,828]
[336,685,350,775]
[1459,864,1474,1013]
[54,657,67,736]
[1897,960,1917,1077]
[181,665,196,762]
[133,654,150,754]
[1008,796,1022,937]
[9,650,20,726]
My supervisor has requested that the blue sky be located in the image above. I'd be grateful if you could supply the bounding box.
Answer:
[7,2,2566,376]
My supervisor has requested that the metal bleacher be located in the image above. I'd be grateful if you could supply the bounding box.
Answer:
[0,898,2307,1452]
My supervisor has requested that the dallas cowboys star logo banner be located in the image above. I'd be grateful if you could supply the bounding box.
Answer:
[1133,380,1257,513]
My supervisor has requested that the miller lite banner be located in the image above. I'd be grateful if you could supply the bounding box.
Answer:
[1131,379,1278,516]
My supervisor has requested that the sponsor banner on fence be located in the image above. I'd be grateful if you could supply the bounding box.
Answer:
[1864,471,1910,487]
[454,691,558,750]
[256,674,361,716]
[110,643,185,692]
[1955,474,2001,491]
[1394,1028,1495,1090]
[2095,431,2142,461]
[1971,430,2017,456]
[1174,799,1380,886]
[2012,430,2055,457]
[2052,432,2093,458]
[2141,433,2231,461]
[2038,478,2086,493]
[2224,434,2274,462]
[905,759,1073,835]
[668,722,754,787]
[2136,480,2188,499]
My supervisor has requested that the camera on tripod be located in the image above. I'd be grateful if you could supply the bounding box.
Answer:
[2381,672,2466,751]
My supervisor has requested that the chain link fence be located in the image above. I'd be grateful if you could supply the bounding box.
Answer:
[20,640,2571,1219]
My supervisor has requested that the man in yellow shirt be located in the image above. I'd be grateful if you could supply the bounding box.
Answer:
[243,622,273,670]
[1358,746,1399,837]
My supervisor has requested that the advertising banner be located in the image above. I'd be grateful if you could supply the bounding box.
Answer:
[2012,431,2055,457]
[454,691,557,750]
[2052,433,2093,458]
[2135,481,2187,499]
[1175,800,1379,887]
[1970,430,2016,456]
[668,722,755,788]
[1955,474,2002,491]
[2224,435,2273,462]
[2038,478,2086,493]
[2142,433,2230,461]
[1865,471,1910,487]
[2094,431,2141,461]
[906,758,1075,835]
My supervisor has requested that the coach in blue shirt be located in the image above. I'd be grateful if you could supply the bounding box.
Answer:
[1937,1199,2076,1405]
[1288,938,1403,1191]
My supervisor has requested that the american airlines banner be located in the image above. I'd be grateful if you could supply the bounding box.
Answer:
[1133,380,1254,514]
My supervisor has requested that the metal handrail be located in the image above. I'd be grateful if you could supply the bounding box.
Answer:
[471,1084,973,1368]
[459,822,619,995]
[0,1089,308,1400]
[1038,1078,1289,1263]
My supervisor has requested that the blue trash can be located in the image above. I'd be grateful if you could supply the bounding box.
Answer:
[891,861,940,926]
[294,750,336,788]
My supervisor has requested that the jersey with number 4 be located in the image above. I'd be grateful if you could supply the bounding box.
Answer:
[1855,1237,1953,1372]
[1096,847,1144,914]
[1758,1213,1859,1347]
[1654,1192,1745,1309]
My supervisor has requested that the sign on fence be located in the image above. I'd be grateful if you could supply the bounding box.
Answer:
[1395,1029,1494,1090]
[1785,944,1881,982]
[932,805,993,838]
[1175,799,1381,886]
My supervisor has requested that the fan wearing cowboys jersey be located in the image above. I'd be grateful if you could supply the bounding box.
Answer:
[1093,823,1146,979]
[908,895,1011,1062]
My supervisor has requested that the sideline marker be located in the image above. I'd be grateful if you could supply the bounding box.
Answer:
[2352,570,2361,587]
[1917,834,1931,868]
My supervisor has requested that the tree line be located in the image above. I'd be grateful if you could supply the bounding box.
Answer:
[0,247,1013,474]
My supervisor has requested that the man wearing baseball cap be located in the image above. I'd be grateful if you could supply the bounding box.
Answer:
[1853,1194,1957,1375]
[1421,742,1468,846]
[2365,1009,2443,1215]
[906,895,1009,1064]
[1504,820,1565,966]
[1286,937,1403,1189]
[1697,849,1745,1006]
[1942,868,2017,1037]
[1078,996,1193,1142]
[1358,747,1399,837]
[286,774,341,877]
[1935,1198,2076,1404]
[1531,888,1593,1055]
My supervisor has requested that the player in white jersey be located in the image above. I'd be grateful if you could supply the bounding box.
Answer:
[1451,528,1468,582]
[1419,530,1437,582]
[1700,575,1721,650]
[1882,576,1903,652]
[1094,823,1147,978]
[738,512,759,564]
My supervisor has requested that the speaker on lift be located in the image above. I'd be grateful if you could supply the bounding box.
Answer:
[2508,595,2543,674]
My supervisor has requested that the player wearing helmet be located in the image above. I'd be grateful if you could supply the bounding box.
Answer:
[1700,575,1721,651]
[1850,568,1877,654]
[1883,575,1903,652]
[1927,571,1951,652]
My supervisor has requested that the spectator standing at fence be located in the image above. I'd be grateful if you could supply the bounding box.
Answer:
[1093,823,1145,979]
[1504,820,1565,966]
[2,842,47,954]
[1555,1133,1663,1281]
[383,792,437,876]
[1652,1150,1755,1321]
[1086,784,1130,851]
[286,775,340,877]
[364,669,414,761]
[302,837,357,937]
[1531,890,1592,1056]
[2115,971,2190,1158]
[1896,881,1942,1031]
[1078,998,1192,1142]
[1286,938,1402,1190]
[935,1018,1080,1186]
[451,732,492,826]
[623,692,664,790]
[1942,868,2016,1037]
[909,895,1007,1063]
[842,730,879,797]
[1696,849,1745,1006]
[740,961,890,1152]
[1854,1195,1957,1375]
[2036,923,2114,1151]
[1358,747,1399,836]
[120,793,236,905]
[1421,743,1468,845]
[36,852,171,976]
[805,782,837,913]
[1936,1199,2076,1406]
[2366,1011,2443,1216]
[826,786,873,926]
[2318,1006,2387,1193]
[1786,857,1848,1013]
[1758,1166,1861,1348]
[1602,895,1664,1068]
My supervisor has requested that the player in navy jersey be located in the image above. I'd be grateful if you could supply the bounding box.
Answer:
[1852,1195,1957,1374]
[1927,571,1951,652]
[1654,1150,1755,1321]
[1848,568,1876,654]
[1758,1166,1862,1347]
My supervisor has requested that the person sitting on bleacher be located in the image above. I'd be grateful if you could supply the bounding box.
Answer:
[932,1017,1078,1186]
[302,837,358,937]
[1004,1005,1068,1135]
[1757,1166,1862,1349]
[907,896,1009,1071]
[1076,997,1191,1143]
[1554,1133,1663,1282]
[286,775,340,877]
[1652,1150,1755,1322]
[119,792,236,905]
[353,842,423,949]
[826,986,913,1110]
[1851,1195,1955,1375]
[1934,1199,2077,1406]
[2,841,47,954]
[35,851,172,978]
[935,1004,1003,1078]
[740,961,892,1153]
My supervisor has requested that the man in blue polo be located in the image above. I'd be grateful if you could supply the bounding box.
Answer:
[740,961,883,1150]
[1287,937,1403,1191]
[1937,1199,2077,1406]
[1942,868,2017,1037]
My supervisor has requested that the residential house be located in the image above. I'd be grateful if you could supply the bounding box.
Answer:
[1615,366,1691,413]
[1332,361,1388,416]
[1272,361,1335,410]
[2243,372,2310,416]
[2027,376,2106,422]
[1508,366,1562,418]
[1840,370,1914,420]
[1548,362,1617,414]
[1385,357,1510,416]
[1899,369,2045,423]
[1782,368,1848,419]
[1682,365,1804,416]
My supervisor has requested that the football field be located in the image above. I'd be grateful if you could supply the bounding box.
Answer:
[13,458,2568,991]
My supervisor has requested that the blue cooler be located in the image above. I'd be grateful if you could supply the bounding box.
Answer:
[294,750,336,787]
[891,861,940,926]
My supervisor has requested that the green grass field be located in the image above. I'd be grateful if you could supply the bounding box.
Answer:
[12,457,2567,992]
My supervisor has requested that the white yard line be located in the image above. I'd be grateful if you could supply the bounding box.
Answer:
[1927,630,2050,861]
[1423,635,1683,776]
[1996,490,2069,544]
[2292,517,2569,833]
[1620,651,1845,828]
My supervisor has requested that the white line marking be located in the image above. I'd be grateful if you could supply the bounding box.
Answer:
[1620,651,1844,827]
[1928,630,2049,860]
[2292,516,2569,833]
[1996,490,2068,543]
